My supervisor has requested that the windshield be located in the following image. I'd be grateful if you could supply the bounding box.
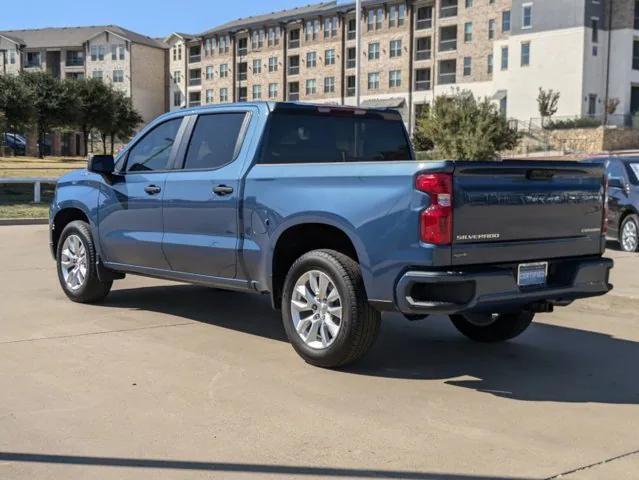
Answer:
[628,163,639,184]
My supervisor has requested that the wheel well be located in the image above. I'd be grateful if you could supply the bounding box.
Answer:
[52,208,90,253]
[271,223,359,310]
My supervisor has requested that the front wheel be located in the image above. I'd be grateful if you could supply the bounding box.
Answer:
[56,220,112,303]
[449,311,535,343]
[620,214,639,253]
[281,249,381,368]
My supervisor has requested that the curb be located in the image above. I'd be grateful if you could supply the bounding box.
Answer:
[0,218,48,226]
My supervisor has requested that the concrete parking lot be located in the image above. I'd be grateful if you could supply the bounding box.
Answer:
[1,225,638,480]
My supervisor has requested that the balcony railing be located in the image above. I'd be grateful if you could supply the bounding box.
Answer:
[189,78,202,86]
[416,18,433,30]
[347,31,356,40]
[288,93,300,101]
[189,101,201,107]
[288,66,299,75]
[438,72,456,85]
[289,39,300,49]
[238,48,248,56]
[439,39,457,52]
[189,55,201,63]
[415,50,431,61]
[440,4,458,18]
[415,80,431,91]
[346,87,355,97]
[238,73,247,81]
[66,58,84,67]
[346,59,356,69]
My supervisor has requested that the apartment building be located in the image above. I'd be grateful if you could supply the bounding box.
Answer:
[0,25,168,124]
[162,0,639,133]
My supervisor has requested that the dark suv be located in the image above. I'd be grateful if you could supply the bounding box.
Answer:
[606,157,639,252]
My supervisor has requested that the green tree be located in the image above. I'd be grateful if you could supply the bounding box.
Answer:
[537,87,560,125]
[21,72,77,158]
[417,90,520,161]
[412,105,434,152]
[0,74,35,134]
[67,77,112,157]
[95,87,142,155]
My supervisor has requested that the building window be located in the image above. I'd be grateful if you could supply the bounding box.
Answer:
[368,72,380,90]
[488,19,496,39]
[111,44,124,60]
[502,10,511,32]
[439,25,458,51]
[465,0,473,7]
[268,83,278,99]
[347,47,356,69]
[238,87,248,102]
[501,46,509,70]
[66,50,84,66]
[205,38,211,56]
[415,68,431,90]
[368,42,380,60]
[206,89,214,103]
[172,46,177,61]
[324,76,335,93]
[220,88,228,102]
[252,85,262,100]
[206,66,214,80]
[633,40,639,70]
[253,59,262,74]
[92,70,103,80]
[173,91,182,107]
[306,79,317,95]
[237,38,248,56]
[9,50,16,64]
[189,68,202,86]
[346,75,356,96]
[220,64,228,78]
[389,70,401,88]
[325,49,336,65]
[289,29,300,49]
[635,0,639,30]
[174,71,181,83]
[268,56,278,72]
[438,59,457,84]
[522,3,533,29]
[487,54,493,74]
[464,22,473,42]
[389,4,406,27]
[415,37,432,61]
[592,18,599,43]
[288,81,300,101]
[288,55,300,75]
[112,70,124,83]
[463,57,471,76]
[368,8,383,31]
[324,16,338,38]
[416,6,433,30]
[588,94,597,116]
[189,91,201,107]
[119,45,125,60]
[440,0,458,19]
[390,39,402,58]
[306,51,317,68]
[237,62,247,81]
[521,42,530,66]
[348,18,357,40]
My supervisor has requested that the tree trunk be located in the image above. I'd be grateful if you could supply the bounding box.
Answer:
[82,127,89,158]
[38,123,44,159]
[101,133,107,155]
[110,133,115,156]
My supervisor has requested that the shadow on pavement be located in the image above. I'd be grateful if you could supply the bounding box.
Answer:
[0,452,532,479]
[102,284,639,405]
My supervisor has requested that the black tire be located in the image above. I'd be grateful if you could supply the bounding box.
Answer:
[56,220,112,303]
[449,311,534,343]
[620,214,639,253]
[281,249,381,368]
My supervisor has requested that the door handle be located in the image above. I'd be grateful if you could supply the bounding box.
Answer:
[144,185,162,195]
[213,185,234,196]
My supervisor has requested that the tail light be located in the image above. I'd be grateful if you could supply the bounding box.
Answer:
[416,173,453,245]
[602,174,609,235]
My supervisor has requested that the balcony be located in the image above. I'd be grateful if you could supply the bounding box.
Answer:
[439,39,457,52]
[416,6,433,30]
[438,72,456,84]
[288,93,300,101]
[440,1,458,18]
[289,39,300,49]
[288,66,299,75]
[347,30,356,40]
[346,87,355,97]
[347,58,356,69]
[189,55,201,63]
[189,77,201,86]
[238,48,248,56]
[415,79,431,91]
[189,101,201,107]
[416,18,432,30]
[415,49,431,61]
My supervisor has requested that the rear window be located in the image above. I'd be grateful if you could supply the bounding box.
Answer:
[259,110,413,164]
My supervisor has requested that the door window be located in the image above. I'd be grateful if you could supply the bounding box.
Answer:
[182,113,247,170]
[126,118,182,172]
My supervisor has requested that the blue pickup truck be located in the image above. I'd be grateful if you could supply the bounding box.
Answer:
[50,102,613,367]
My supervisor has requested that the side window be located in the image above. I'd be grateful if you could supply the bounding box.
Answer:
[607,160,627,182]
[183,113,247,170]
[126,118,182,172]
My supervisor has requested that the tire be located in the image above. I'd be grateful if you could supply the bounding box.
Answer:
[281,249,381,368]
[56,220,112,303]
[620,214,639,253]
[449,311,535,343]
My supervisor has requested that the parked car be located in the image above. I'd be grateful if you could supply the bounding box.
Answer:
[2,132,26,155]
[49,103,613,368]
[605,157,639,252]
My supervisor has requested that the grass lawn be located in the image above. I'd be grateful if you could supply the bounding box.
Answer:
[0,157,79,219]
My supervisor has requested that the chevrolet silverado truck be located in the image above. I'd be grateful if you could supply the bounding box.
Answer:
[50,102,613,368]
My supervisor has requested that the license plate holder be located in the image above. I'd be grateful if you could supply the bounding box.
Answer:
[517,262,548,287]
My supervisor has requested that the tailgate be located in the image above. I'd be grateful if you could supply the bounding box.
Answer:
[452,161,605,265]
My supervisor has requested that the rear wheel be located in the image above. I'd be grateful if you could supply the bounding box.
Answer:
[620,214,639,253]
[449,311,534,343]
[281,249,381,368]
[56,220,112,303]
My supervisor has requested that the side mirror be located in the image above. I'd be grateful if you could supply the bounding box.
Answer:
[88,154,115,175]
[607,177,624,189]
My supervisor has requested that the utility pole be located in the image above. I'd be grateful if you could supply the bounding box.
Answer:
[355,0,361,106]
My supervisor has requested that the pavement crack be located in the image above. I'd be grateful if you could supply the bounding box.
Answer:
[546,448,639,479]
[0,322,196,345]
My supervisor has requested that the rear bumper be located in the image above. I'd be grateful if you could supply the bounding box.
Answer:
[395,256,613,315]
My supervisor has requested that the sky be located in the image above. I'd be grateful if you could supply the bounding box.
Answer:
[1,0,332,38]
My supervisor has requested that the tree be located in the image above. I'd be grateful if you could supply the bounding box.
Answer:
[537,87,560,124]
[416,90,520,161]
[0,74,35,134]
[94,87,142,155]
[67,77,112,157]
[21,72,77,158]
[412,105,434,152]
